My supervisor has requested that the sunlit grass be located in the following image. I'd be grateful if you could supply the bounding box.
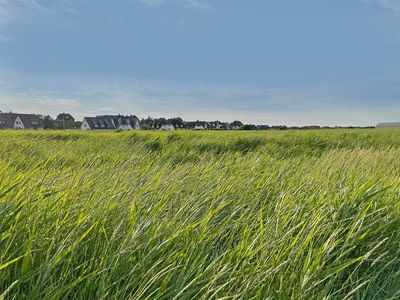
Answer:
[0,129,400,299]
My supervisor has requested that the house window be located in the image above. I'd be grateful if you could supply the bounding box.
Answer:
[32,121,39,125]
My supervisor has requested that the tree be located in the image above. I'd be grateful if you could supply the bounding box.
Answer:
[56,113,75,122]
[242,124,256,130]
[141,117,155,130]
[231,120,243,128]
[55,113,78,129]
[170,117,184,128]
[43,115,55,129]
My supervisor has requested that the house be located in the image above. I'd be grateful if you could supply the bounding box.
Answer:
[0,113,44,130]
[81,115,141,130]
[159,124,175,131]
[185,121,212,130]
[142,117,184,130]
[143,118,168,130]
[210,121,231,130]
[376,122,400,128]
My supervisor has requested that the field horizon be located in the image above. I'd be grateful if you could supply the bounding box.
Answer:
[1,129,400,299]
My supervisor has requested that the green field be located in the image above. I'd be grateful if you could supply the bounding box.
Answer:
[1,129,400,299]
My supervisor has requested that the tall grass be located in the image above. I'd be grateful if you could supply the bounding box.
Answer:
[0,129,400,299]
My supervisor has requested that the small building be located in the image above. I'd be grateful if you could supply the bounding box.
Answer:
[81,115,141,130]
[376,122,400,128]
[185,121,212,130]
[0,113,44,130]
[210,121,231,130]
[159,124,175,131]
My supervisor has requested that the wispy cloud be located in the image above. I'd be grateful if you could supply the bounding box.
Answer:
[0,0,45,23]
[0,0,49,41]
[363,0,400,12]
[377,0,400,12]
[38,98,82,109]
[140,0,213,11]
[0,95,84,116]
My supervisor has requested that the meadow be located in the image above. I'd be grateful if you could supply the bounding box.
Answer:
[0,129,400,299]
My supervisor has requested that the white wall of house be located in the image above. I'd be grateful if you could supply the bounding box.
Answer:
[133,119,141,130]
[194,124,205,130]
[159,124,175,131]
[81,119,91,130]
[119,124,133,130]
[14,116,25,129]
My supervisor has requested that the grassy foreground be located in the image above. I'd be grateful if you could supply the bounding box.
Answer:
[0,129,400,299]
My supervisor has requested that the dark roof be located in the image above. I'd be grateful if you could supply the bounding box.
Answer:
[0,113,44,129]
[18,114,44,128]
[0,113,16,128]
[185,121,212,129]
[83,115,140,130]
[84,117,116,129]
[210,121,231,129]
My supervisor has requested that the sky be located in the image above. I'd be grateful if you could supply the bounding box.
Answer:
[0,0,400,126]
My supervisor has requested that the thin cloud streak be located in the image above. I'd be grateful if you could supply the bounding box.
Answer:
[0,0,49,41]
[363,0,400,12]
[377,0,400,12]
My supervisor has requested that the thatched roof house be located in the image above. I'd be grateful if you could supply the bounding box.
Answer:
[185,121,212,130]
[81,115,141,130]
[0,113,44,130]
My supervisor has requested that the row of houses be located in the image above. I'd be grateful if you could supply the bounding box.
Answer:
[0,112,242,131]
[155,121,240,131]
[2,112,400,131]
[81,115,141,130]
[80,116,241,131]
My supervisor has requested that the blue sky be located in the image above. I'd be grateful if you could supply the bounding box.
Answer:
[1,0,400,125]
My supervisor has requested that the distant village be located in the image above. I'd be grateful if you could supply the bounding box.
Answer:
[0,111,383,131]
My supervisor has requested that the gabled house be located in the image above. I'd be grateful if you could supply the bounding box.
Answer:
[81,115,141,130]
[0,113,44,130]
[142,117,184,130]
[210,121,231,130]
[155,119,176,131]
[159,123,175,131]
[185,121,212,130]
